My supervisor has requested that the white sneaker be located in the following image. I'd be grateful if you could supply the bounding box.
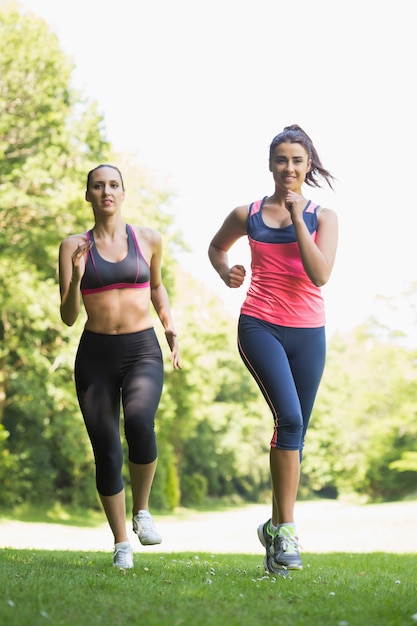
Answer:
[112,542,134,569]
[132,510,162,545]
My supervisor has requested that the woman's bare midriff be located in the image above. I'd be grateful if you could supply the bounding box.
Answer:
[83,288,153,335]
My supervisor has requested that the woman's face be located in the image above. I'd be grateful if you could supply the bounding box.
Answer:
[269,142,311,192]
[85,166,125,215]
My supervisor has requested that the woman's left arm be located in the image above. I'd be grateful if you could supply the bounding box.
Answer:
[286,191,338,287]
[148,229,181,369]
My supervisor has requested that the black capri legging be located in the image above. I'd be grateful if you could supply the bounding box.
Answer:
[74,328,164,496]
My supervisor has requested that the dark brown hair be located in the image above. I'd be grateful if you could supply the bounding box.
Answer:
[269,125,335,189]
[86,164,125,191]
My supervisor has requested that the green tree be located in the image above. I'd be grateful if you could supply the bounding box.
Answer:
[304,319,417,502]
[161,271,270,507]
[3,2,417,514]
[0,2,110,506]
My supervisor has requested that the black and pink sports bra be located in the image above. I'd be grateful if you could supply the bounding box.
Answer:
[80,224,150,295]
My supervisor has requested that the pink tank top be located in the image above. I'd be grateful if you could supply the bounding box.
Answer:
[240,197,325,328]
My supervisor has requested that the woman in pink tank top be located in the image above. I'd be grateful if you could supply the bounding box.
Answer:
[208,125,338,573]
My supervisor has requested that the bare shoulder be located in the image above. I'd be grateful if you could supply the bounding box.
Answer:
[232,203,251,222]
[209,204,249,250]
[134,225,161,245]
[318,207,338,224]
[220,204,250,230]
[132,226,162,263]
[59,232,88,252]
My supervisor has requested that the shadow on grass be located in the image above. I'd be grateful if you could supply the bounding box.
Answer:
[0,497,268,528]
[0,503,105,528]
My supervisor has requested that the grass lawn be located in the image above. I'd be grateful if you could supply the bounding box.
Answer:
[1,549,416,626]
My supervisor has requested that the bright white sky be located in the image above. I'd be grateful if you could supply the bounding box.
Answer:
[18,0,417,339]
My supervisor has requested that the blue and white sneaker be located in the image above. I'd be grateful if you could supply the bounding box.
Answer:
[257,519,275,572]
[271,525,302,571]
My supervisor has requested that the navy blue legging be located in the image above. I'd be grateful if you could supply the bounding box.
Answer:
[237,314,326,456]
[74,328,164,496]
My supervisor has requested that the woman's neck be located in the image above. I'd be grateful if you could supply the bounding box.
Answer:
[92,215,126,240]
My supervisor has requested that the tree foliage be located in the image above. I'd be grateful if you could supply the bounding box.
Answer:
[1,3,416,514]
[0,2,111,506]
[303,322,417,501]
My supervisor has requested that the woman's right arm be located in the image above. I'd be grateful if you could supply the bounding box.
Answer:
[208,205,248,288]
[58,236,91,326]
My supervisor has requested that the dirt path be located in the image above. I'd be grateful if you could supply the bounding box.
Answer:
[1,500,416,555]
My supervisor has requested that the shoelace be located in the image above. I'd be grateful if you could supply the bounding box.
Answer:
[275,533,300,554]
[280,536,298,553]
[138,514,155,531]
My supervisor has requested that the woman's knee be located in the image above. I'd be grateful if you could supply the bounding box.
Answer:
[272,412,303,449]
[125,417,157,464]
[95,451,124,495]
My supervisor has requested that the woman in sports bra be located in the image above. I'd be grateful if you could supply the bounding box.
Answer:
[59,164,180,569]
[208,125,338,574]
